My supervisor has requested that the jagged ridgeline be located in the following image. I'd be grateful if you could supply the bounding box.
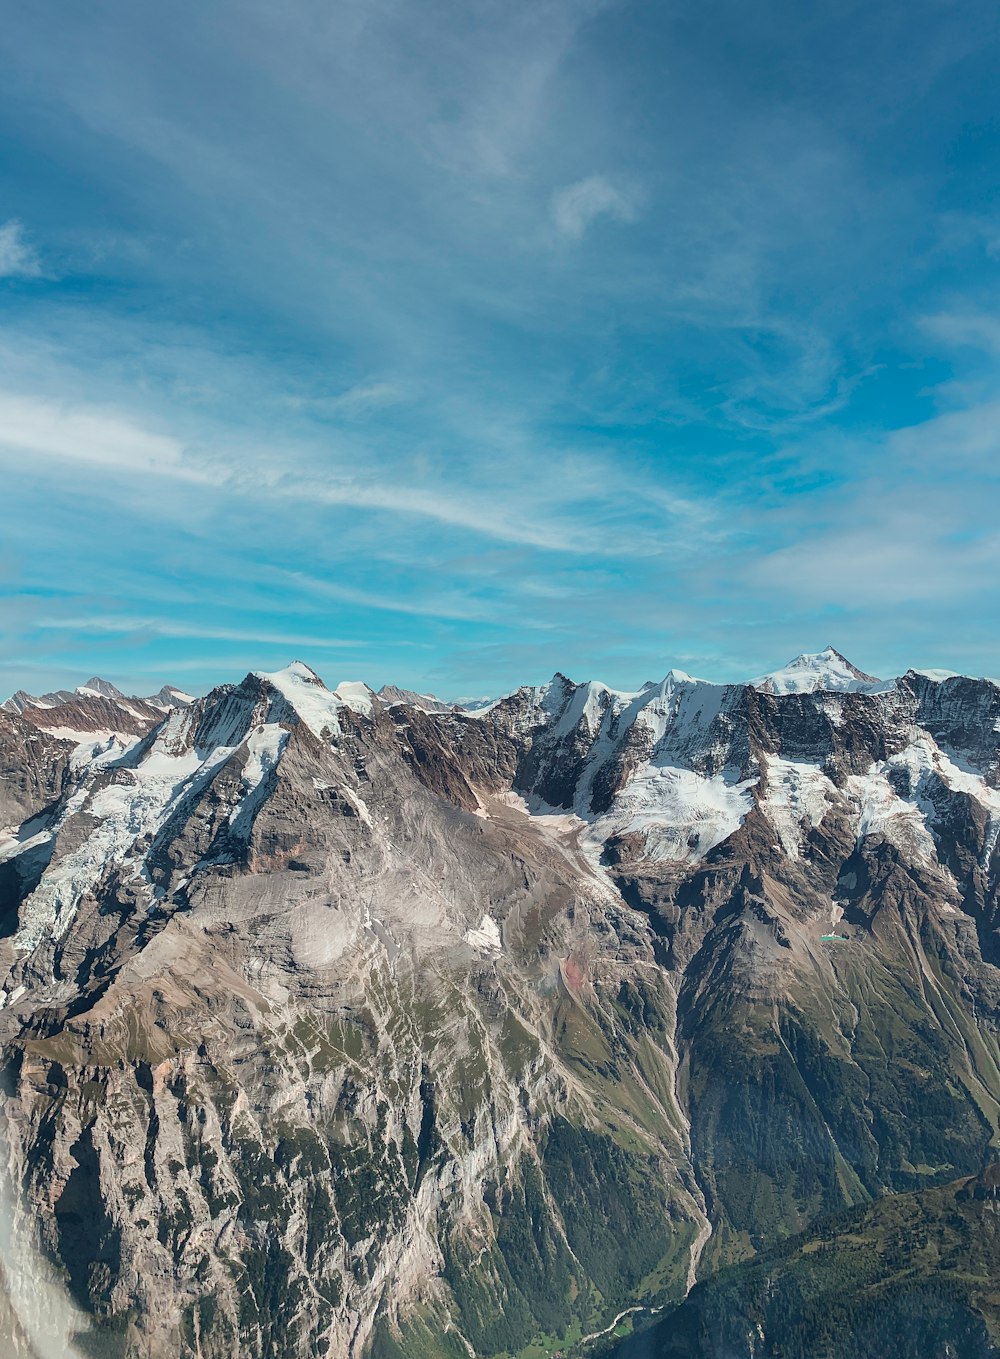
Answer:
[1,650,1000,1357]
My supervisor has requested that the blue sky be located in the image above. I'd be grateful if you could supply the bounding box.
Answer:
[1,0,999,699]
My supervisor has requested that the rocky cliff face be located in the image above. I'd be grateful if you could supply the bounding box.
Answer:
[1,651,999,1358]
[0,711,73,830]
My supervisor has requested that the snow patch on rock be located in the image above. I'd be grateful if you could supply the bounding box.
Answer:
[846,764,937,859]
[16,739,237,950]
[597,763,756,863]
[333,681,378,717]
[762,758,837,857]
[464,914,502,952]
[229,725,288,825]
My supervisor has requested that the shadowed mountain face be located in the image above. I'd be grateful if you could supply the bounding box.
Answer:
[0,652,999,1357]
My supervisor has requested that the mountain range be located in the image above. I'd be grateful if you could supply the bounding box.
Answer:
[1,647,999,1358]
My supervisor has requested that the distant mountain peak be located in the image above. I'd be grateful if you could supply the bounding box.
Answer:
[149,684,195,709]
[79,676,126,700]
[662,666,705,686]
[0,676,195,752]
[753,646,885,695]
[278,659,326,685]
[378,684,453,713]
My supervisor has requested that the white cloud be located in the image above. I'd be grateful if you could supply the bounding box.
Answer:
[751,518,1000,608]
[919,311,1000,358]
[888,396,1000,467]
[306,478,589,551]
[746,407,1000,610]
[268,567,505,622]
[35,616,366,648]
[0,220,41,279]
[0,391,213,481]
[0,379,712,558]
[550,175,639,241]
[284,381,404,418]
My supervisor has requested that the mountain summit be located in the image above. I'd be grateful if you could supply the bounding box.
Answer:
[752,645,886,694]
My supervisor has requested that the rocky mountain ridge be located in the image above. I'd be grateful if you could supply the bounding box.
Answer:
[3,676,194,720]
[0,648,999,1358]
[2,678,196,792]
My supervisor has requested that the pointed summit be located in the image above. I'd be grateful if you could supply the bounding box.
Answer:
[753,646,886,695]
[255,661,342,739]
[255,662,377,738]
[79,676,126,700]
[147,684,195,710]
[1,689,41,715]
[277,660,325,685]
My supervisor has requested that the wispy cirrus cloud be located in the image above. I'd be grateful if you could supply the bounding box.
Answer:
[280,380,405,419]
[0,220,41,279]
[0,391,206,479]
[34,615,366,648]
[745,359,1000,616]
[550,175,640,241]
[266,568,508,624]
[0,376,716,558]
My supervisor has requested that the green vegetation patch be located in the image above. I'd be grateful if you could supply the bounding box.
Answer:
[603,1168,1000,1359]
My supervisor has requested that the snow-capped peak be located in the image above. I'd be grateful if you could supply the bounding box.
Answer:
[274,660,324,685]
[149,684,195,710]
[454,695,497,712]
[255,662,376,739]
[1,689,44,715]
[78,676,126,700]
[333,681,378,716]
[255,662,343,740]
[753,647,887,696]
